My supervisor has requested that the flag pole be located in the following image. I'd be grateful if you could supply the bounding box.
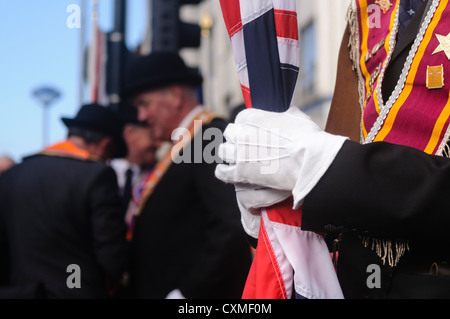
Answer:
[109,0,127,112]
[78,0,87,109]
[86,0,99,104]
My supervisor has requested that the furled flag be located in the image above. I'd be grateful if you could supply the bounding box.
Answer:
[220,0,300,112]
[219,0,344,299]
[86,4,109,106]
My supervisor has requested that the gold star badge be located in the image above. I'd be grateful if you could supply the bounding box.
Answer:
[432,33,450,60]
[376,0,393,14]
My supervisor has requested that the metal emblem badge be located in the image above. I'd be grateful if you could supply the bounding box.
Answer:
[427,65,444,90]
[375,0,393,14]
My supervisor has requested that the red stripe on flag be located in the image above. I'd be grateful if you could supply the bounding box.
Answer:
[220,0,243,38]
[241,85,253,109]
[274,9,299,40]
[266,198,302,228]
[242,217,287,299]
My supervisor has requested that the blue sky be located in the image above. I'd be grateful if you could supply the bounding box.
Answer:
[0,0,147,162]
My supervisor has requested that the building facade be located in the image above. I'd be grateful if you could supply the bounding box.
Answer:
[145,0,350,127]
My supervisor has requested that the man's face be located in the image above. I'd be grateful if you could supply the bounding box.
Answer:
[0,156,15,176]
[133,87,181,144]
[124,124,157,166]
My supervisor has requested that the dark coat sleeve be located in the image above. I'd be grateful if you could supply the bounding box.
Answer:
[302,140,450,242]
[178,120,252,299]
[0,176,9,286]
[88,166,129,281]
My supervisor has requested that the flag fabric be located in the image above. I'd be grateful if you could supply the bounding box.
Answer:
[220,0,300,112]
[243,201,344,299]
[219,0,344,299]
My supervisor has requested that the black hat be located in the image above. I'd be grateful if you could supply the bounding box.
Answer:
[122,51,203,99]
[118,103,144,126]
[62,103,127,158]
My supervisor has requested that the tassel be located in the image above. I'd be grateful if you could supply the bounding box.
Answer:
[360,236,410,268]
[346,2,366,143]
[442,142,450,158]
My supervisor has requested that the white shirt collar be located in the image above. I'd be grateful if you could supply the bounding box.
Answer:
[172,105,204,140]
[178,105,204,129]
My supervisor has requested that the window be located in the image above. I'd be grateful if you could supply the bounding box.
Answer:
[300,21,317,95]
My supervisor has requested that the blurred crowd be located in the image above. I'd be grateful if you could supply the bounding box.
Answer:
[0,51,252,299]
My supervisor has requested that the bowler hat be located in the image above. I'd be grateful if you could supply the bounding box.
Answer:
[62,103,127,158]
[122,51,203,99]
[118,103,145,126]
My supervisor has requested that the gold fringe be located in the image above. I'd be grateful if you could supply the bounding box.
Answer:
[346,1,366,144]
[361,236,410,268]
[346,3,360,73]
[442,142,450,158]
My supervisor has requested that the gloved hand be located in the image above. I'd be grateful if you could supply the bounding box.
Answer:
[216,106,348,209]
[235,183,291,239]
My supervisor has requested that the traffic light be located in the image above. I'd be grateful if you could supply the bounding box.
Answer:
[152,0,203,52]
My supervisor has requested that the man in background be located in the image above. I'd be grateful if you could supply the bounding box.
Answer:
[0,103,129,298]
[122,51,252,299]
[0,156,15,176]
[111,105,157,235]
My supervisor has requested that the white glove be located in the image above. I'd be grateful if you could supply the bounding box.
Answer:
[216,106,348,209]
[236,184,291,239]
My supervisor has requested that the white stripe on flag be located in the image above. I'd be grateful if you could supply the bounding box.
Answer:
[262,210,293,299]
[277,38,300,68]
[230,30,250,88]
[265,211,345,299]
[230,30,247,72]
[240,0,274,25]
[273,0,297,12]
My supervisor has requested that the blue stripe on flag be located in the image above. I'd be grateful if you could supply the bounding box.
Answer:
[280,62,299,109]
[243,9,298,112]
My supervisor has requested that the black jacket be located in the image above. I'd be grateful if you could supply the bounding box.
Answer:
[303,140,450,298]
[0,154,128,299]
[302,0,450,299]
[130,118,252,299]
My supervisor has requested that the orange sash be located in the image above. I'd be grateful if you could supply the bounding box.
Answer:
[39,140,92,160]
[352,0,450,155]
[134,110,216,217]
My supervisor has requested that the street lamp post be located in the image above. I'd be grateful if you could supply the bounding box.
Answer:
[32,86,61,147]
